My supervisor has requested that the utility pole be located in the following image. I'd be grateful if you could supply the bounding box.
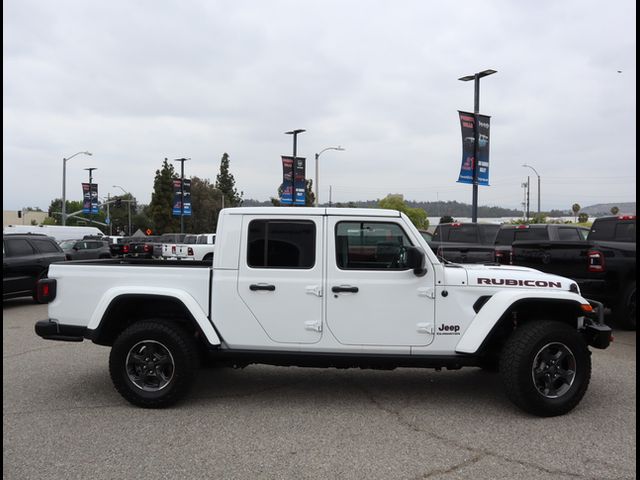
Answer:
[107,192,111,235]
[458,69,497,222]
[173,158,190,233]
[526,176,531,220]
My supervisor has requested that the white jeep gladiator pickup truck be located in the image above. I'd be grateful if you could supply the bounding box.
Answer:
[35,207,611,416]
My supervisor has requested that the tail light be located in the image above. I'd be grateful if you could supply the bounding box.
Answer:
[587,250,605,272]
[36,279,57,303]
[144,244,151,253]
[495,248,513,265]
[123,245,130,254]
[618,215,636,220]
[172,245,176,254]
[188,247,194,256]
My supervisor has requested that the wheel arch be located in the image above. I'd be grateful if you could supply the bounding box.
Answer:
[88,291,221,348]
[456,291,588,355]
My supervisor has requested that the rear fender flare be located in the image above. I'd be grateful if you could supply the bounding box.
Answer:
[88,286,221,346]
[455,290,588,354]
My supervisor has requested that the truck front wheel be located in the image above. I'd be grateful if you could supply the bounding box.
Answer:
[500,320,591,417]
[109,320,198,408]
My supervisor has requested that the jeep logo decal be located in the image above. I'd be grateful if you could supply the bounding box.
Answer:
[437,324,461,335]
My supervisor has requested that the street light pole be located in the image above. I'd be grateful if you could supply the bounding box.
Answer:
[173,158,190,233]
[285,129,305,206]
[62,151,92,225]
[113,185,132,235]
[458,69,497,222]
[314,146,345,207]
[522,164,541,214]
[84,167,97,226]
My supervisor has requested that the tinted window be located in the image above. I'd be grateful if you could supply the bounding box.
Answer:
[615,222,636,242]
[31,239,61,253]
[514,227,548,241]
[557,228,581,241]
[4,239,35,256]
[589,219,616,240]
[447,226,478,243]
[495,229,515,245]
[336,221,412,270]
[184,235,198,244]
[479,225,500,244]
[247,220,316,268]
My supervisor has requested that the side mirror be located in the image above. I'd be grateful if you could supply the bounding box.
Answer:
[405,246,427,277]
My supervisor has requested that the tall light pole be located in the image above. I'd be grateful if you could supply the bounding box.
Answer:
[314,146,345,207]
[522,164,541,215]
[62,151,92,225]
[84,167,97,226]
[458,69,497,222]
[173,158,190,233]
[113,185,132,235]
[285,129,305,206]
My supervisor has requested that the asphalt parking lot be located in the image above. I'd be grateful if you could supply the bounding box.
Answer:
[3,299,636,480]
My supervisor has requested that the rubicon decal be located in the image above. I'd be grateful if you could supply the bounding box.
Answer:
[477,278,562,288]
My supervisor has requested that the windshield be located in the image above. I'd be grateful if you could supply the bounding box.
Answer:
[59,240,77,251]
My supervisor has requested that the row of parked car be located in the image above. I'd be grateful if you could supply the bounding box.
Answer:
[423,216,636,329]
[3,231,217,303]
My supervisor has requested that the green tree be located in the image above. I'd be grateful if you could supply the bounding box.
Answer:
[610,206,620,215]
[571,203,581,222]
[149,158,180,234]
[378,194,429,230]
[578,213,589,223]
[184,176,223,233]
[215,153,243,207]
[47,199,93,226]
[439,215,455,224]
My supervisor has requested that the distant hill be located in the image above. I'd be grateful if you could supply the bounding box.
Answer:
[579,202,636,215]
[242,198,636,218]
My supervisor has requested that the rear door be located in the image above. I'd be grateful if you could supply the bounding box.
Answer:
[325,217,435,347]
[237,215,323,344]
[3,238,39,295]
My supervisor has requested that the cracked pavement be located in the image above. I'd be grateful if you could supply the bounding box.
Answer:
[3,299,636,480]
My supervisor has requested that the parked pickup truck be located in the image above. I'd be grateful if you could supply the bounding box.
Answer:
[429,222,500,264]
[34,207,611,416]
[494,224,590,265]
[174,233,216,262]
[511,215,636,329]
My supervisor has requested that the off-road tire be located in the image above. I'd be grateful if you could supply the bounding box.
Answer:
[500,320,591,417]
[614,282,636,330]
[109,320,198,408]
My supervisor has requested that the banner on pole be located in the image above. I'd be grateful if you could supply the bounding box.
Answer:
[280,156,294,205]
[172,179,192,216]
[457,111,491,186]
[82,183,99,214]
[293,157,306,206]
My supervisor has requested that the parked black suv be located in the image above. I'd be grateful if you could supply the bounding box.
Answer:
[3,234,66,302]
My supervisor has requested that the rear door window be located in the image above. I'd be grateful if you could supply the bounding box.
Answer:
[4,239,35,256]
[247,220,316,269]
[31,239,61,253]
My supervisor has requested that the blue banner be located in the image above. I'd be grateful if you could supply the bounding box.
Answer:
[280,156,294,205]
[172,179,192,216]
[294,157,306,206]
[82,183,99,214]
[457,111,491,186]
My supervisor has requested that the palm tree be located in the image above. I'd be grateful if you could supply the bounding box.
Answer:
[571,203,581,222]
[610,206,620,216]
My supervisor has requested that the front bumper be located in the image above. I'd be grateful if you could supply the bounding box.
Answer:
[581,299,612,349]
[35,320,87,342]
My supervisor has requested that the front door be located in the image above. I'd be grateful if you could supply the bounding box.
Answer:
[237,215,323,344]
[326,218,435,347]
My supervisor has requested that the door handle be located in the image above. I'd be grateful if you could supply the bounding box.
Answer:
[249,284,276,291]
[331,286,359,293]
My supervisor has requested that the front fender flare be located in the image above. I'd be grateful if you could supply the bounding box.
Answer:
[87,286,221,346]
[455,290,588,354]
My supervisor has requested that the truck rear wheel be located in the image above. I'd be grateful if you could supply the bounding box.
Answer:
[615,282,636,330]
[109,320,198,408]
[500,320,591,417]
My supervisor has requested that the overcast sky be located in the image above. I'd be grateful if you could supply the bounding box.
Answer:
[3,0,636,213]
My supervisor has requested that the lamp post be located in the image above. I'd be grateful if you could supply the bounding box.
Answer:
[173,158,190,233]
[62,151,92,225]
[522,164,541,215]
[285,129,305,206]
[113,185,132,235]
[84,168,97,226]
[314,146,345,207]
[458,69,497,222]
